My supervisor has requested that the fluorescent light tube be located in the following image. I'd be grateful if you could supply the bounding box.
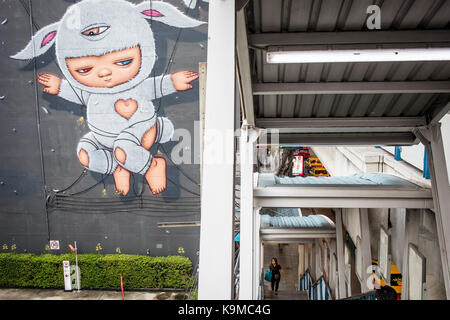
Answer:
[266,48,450,64]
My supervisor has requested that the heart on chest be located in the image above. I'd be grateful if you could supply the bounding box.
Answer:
[114,99,138,120]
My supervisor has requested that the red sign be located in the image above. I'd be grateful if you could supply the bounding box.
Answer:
[50,240,60,250]
[292,156,304,176]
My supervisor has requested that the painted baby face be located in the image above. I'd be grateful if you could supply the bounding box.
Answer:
[65,46,142,88]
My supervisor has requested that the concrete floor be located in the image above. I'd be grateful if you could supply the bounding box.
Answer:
[264,288,308,300]
[0,288,188,300]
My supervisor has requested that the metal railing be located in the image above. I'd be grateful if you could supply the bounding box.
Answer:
[311,275,332,300]
[299,268,313,298]
[299,269,333,300]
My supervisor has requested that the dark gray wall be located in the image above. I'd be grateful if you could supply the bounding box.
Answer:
[0,0,208,264]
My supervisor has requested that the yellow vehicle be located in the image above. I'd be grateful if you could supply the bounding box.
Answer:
[372,259,402,299]
[306,157,322,168]
[312,167,330,177]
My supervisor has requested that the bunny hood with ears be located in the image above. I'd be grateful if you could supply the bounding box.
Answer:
[11,0,205,94]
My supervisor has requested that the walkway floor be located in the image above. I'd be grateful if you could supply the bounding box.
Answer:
[0,288,188,300]
[264,287,308,300]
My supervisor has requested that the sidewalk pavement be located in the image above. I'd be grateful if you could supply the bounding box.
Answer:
[0,288,188,300]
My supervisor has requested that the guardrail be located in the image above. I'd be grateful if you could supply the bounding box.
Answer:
[299,268,313,298]
[311,275,332,300]
[299,269,333,300]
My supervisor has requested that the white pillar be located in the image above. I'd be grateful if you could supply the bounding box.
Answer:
[330,239,337,295]
[359,208,372,293]
[316,239,322,278]
[239,128,260,299]
[311,242,317,280]
[198,0,235,300]
[254,208,262,298]
[298,244,305,282]
[401,209,421,299]
[415,123,450,299]
[335,209,347,298]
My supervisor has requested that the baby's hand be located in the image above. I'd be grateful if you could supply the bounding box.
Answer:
[171,71,199,91]
[37,73,61,95]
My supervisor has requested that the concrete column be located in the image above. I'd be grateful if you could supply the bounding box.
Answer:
[254,208,262,299]
[315,239,322,278]
[198,0,235,300]
[311,242,317,280]
[323,241,328,280]
[298,244,305,284]
[239,127,260,299]
[415,124,450,298]
[360,208,372,293]
[335,209,347,298]
[305,244,310,272]
[401,209,421,299]
[330,239,337,296]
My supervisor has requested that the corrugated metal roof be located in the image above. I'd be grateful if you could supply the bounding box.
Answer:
[261,213,335,229]
[245,0,450,123]
[249,0,450,33]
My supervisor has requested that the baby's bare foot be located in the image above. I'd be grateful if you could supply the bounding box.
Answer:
[113,166,130,196]
[145,157,167,195]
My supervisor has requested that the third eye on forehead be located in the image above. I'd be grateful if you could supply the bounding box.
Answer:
[81,24,110,37]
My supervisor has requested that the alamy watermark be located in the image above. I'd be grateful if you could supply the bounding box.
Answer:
[366,5,381,30]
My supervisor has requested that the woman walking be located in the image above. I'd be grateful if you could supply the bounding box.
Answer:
[269,257,284,295]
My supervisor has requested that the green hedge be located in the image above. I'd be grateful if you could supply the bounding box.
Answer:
[0,253,192,290]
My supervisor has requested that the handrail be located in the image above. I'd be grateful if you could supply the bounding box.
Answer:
[311,275,332,300]
[299,268,313,283]
[299,268,313,299]
[299,269,334,300]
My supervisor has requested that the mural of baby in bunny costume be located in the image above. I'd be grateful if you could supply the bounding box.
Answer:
[11,0,205,196]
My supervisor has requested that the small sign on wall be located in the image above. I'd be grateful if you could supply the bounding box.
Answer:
[63,260,72,292]
[50,240,60,250]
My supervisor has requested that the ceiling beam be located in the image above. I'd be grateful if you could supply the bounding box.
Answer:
[249,30,450,47]
[254,197,432,209]
[428,101,450,125]
[255,117,426,130]
[253,81,450,95]
[260,132,418,146]
[254,187,433,209]
[261,231,337,240]
[236,9,255,126]
[254,186,431,198]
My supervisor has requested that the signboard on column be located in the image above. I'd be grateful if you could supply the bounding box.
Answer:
[292,156,304,176]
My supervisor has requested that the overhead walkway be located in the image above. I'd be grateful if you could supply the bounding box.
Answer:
[260,213,335,242]
[255,173,433,209]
